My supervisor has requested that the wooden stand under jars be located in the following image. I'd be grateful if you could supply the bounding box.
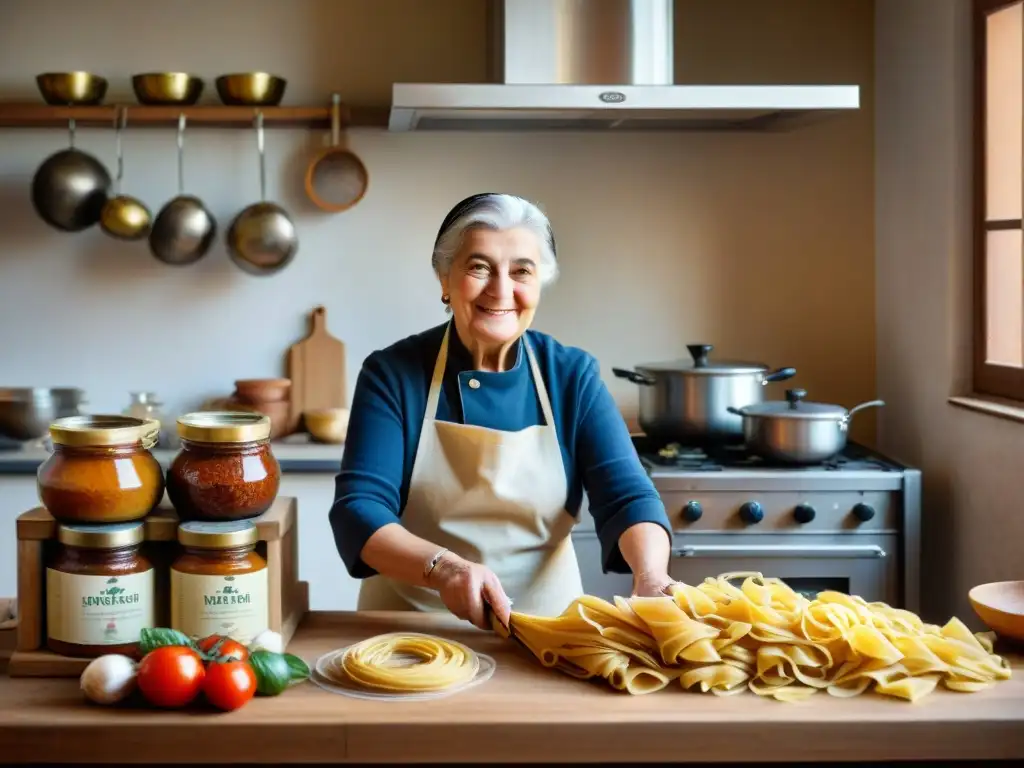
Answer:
[8,496,308,678]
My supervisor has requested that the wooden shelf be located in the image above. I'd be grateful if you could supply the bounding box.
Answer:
[0,102,390,129]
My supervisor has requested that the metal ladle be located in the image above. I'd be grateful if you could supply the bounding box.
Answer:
[100,107,152,241]
[31,115,112,232]
[149,113,217,265]
[227,111,298,276]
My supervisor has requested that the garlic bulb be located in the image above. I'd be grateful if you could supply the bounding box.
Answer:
[249,629,285,654]
[80,654,137,705]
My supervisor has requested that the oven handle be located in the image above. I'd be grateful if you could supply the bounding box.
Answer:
[671,544,887,559]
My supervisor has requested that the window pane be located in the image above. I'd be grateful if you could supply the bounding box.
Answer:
[986,228,1024,367]
[986,1,1023,221]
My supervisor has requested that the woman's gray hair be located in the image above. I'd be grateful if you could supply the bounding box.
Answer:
[431,193,559,286]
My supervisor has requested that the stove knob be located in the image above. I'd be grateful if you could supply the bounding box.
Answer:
[852,503,876,523]
[739,501,764,525]
[793,504,816,524]
[682,501,703,522]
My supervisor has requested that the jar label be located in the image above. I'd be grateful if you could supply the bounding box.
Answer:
[170,569,269,646]
[45,568,155,646]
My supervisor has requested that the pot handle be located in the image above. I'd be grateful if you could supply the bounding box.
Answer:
[763,367,797,384]
[842,399,886,427]
[612,368,656,386]
[726,406,743,416]
[686,344,713,367]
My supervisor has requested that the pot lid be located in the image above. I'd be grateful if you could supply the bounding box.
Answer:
[638,344,769,376]
[740,389,848,419]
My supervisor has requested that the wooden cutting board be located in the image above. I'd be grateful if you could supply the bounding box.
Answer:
[287,305,347,432]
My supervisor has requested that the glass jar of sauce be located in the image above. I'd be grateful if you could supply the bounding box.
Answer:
[166,411,280,522]
[170,520,269,646]
[46,521,155,658]
[37,415,164,524]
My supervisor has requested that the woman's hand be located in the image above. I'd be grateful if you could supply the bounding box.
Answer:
[618,523,675,597]
[631,569,677,598]
[428,553,512,630]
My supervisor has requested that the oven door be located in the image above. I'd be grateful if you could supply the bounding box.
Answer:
[667,533,901,605]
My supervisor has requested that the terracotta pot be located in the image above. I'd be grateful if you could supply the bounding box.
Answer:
[234,378,291,404]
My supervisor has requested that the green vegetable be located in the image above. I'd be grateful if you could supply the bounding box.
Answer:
[248,650,310,696]
[139,628,198,656]
[285,653,311,681]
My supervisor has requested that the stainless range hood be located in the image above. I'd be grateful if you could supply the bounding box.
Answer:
[389,0,859,132]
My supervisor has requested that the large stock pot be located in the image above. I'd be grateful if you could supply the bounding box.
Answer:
[613,344,796,445]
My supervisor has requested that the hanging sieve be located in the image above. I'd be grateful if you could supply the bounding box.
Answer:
[304,93,368,213]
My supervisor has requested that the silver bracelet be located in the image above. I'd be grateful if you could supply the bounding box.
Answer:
[423,548,449,581]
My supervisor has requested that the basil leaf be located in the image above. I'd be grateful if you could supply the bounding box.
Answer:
[284,653,310,682]
[248,650,291,696]
[139,628,197,656]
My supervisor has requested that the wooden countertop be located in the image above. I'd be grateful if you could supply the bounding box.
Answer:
[0,438,343,475]
[1,611,1022,764]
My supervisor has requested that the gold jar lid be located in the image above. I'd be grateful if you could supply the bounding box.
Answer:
[50,415,160,449]
[177,520,258,548]
[177,411,271,444]
[58,521,145,549]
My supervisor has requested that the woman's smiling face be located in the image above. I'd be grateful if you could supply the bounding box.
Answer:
[441,226,543,351]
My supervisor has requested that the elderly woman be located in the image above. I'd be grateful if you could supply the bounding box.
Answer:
[329,192,673,631]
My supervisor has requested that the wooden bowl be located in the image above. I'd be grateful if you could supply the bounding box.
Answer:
[234,378,291,404]
[132,72,204,105]
[304,408,348,444]
[215,73,287,106]
[36,72,108,105]
[969,580,1024,642]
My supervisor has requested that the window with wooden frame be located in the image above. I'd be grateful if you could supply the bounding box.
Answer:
[975,0,1024,400]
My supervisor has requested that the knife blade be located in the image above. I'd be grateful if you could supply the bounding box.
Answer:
[483,598,531,653]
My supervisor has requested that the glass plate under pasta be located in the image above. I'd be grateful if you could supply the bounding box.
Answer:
[310,646,497,701]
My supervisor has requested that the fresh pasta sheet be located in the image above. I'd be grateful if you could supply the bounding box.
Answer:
[499,572,1011,702]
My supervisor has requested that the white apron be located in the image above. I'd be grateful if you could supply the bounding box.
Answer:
[357,324,584,618]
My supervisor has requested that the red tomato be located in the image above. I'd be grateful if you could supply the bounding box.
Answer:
[197,634,249,662]
[203,659,257,712]
[137,646,206,708]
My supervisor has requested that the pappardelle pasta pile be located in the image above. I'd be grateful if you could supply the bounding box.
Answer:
[502,572,1011,702]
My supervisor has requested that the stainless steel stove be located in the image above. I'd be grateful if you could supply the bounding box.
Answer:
[571,437,921,612]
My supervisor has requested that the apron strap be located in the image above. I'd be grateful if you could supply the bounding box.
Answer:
[423,323,556,429]
[423,324,451,422]
[522,336,556,428]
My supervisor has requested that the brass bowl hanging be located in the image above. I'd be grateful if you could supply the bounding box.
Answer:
[131,73,204,106]
[227,111,298,276]
[36,72,108,105]
[100,107,152,241]
[215,73,287,106]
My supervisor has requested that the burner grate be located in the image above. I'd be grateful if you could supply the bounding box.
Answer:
[633,436,900,473]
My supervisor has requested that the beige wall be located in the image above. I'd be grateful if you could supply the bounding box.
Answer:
[876,0,1024,624]
[0,1,876,441]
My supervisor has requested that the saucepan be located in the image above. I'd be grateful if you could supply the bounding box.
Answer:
[613,344,796,445]
[728,388,885,465]
[0,388,87,441]
[227,111,299,275]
